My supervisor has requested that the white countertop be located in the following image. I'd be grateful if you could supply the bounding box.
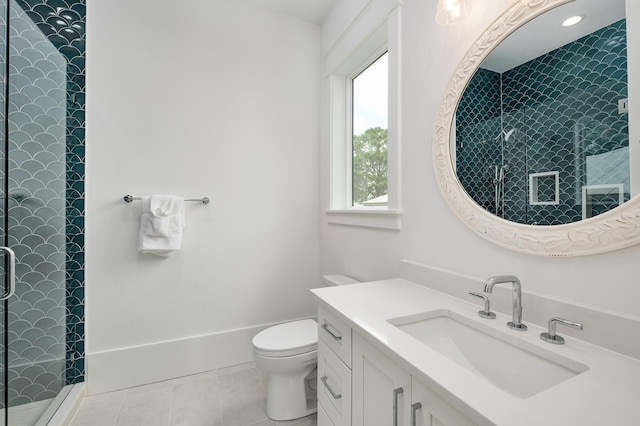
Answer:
[311,279,640,426]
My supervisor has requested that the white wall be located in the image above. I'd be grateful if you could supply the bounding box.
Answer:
[320,0,640,319]
[86,0,321,392]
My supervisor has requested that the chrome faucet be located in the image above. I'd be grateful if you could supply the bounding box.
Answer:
[483,275,527,331]
[540,317,583,345]
[468,291,496,319]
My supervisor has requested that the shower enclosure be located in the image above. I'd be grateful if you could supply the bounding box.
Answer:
[0,0,85,424]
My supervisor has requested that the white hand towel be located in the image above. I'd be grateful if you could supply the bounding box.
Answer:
[145,195,175,237]
[139,197,185,256]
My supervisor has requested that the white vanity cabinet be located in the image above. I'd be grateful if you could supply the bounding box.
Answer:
[352,330,476,426]
[318,304,476,426]
[313,279,640,425]
[317,306,352,426]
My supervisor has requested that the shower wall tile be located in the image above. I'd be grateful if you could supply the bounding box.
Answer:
[504,19,628,224]
[457,19,628,225]
[456,68,502,214]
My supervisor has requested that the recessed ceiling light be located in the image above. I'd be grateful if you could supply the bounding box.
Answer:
[562,16,583,27]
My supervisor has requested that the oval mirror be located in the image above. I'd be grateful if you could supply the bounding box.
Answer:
[433,0,640,256]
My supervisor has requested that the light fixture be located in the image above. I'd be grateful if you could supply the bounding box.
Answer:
[562,15,583,27]
[436,0,472,26]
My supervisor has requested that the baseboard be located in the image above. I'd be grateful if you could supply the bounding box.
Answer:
[399,260,640,359]
[86,319,313,395]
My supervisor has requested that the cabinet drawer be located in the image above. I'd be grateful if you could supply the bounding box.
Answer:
[318,340,352,426]
[318,306,352,367]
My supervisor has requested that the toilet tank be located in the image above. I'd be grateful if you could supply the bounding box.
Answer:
[321,274,359,286]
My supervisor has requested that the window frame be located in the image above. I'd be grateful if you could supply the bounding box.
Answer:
[326,9,402,230]
[348,49,389,209]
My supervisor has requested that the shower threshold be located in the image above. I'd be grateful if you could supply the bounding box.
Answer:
[35,383,85,426]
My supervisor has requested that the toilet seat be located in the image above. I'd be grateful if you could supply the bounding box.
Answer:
[253,319,318,357]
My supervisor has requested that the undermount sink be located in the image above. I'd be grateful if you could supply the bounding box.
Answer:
[388,310,589,398]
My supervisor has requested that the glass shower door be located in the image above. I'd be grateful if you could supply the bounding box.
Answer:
[1,0,68,424]
[1,0,8,423]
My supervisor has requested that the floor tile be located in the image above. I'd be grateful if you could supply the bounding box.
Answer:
[277,413,318,425]
[115,387,173,425]
[170,371,222,426]
[218,367,271,426]
[70,363,317,426]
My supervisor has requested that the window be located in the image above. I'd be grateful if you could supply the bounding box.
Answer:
[352,52,388,207]
[326,8,402,230]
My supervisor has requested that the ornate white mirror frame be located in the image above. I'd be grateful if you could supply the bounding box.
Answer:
[433,0,640,257]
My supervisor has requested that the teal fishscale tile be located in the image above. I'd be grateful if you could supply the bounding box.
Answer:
[458,20,627,224]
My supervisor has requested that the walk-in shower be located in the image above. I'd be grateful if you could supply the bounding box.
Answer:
[0,0,85,424]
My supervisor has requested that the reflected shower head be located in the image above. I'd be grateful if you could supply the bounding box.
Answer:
[503,128,516,143]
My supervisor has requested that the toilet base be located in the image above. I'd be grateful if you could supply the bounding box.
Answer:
[252,319,319,422]
[264,363,318,421]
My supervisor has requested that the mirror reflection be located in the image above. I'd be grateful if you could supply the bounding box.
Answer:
[453,0,628,225]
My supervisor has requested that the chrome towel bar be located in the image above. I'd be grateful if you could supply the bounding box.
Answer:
[123,195,210,205]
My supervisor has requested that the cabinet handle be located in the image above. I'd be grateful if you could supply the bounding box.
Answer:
[411,402,422,426]
[321,376,342,399]
[321,322,342,341]
[393,387,404,426]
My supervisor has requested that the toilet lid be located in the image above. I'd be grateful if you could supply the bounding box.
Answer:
[252,319,318,357]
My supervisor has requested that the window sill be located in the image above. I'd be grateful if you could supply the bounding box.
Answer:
[326,209,403,230]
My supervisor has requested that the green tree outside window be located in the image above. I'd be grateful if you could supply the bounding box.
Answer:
[353,126,388,206]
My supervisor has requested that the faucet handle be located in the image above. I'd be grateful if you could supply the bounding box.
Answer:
[469,292,496,319]
[540,317,583,345]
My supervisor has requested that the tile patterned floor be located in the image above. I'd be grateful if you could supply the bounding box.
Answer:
[70,363,317,426]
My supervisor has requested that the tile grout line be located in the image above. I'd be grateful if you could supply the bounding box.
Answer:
[111,388,128,426]
[214,370,224,425]
[167,381,178,425]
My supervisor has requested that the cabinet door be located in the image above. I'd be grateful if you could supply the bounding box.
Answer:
[318,339,352,426]
[352,333,411,426]
[318,401,336,426]
[411,379,476,426]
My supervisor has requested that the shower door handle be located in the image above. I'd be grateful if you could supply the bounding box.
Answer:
[0,247,16,300]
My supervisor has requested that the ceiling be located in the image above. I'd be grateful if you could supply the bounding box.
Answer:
[246,0,626,71]
[248,0,339,25]
[482,0,626,73]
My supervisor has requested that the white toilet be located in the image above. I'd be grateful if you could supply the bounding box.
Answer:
[252,274,359,421]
